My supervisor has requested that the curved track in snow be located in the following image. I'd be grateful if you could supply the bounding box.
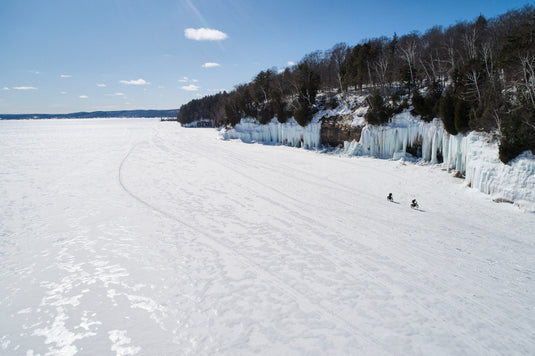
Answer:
[118,138,389,353]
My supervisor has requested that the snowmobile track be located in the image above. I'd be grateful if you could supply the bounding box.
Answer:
[118,140,389,353]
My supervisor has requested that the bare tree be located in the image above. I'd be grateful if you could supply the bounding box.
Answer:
[463,26,478,60]
[466,69,482,103]
[481,42,495,79]
[374,54,389,87]
[443,36,457,76]
[399,33,420,92]
[328,43,349,91]
[520,54,535,108]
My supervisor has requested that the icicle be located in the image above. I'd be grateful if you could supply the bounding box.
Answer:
[222,117,321,149]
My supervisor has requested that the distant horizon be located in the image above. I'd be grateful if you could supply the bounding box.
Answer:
[0,108,179,116]
[0,108,179,120]
[1,0,533,114]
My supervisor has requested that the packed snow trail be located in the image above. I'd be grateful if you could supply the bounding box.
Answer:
[0,119,534,355]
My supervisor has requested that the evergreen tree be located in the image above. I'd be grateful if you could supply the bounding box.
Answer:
[454,99,471,133]
[440,92,457,135]
[365,90,391,125]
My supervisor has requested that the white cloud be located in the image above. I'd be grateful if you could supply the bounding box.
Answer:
[181,84,200,91]
[287,61,296,66]
[28,70,40,74]
[79,95,88,99]
[60,74,72,78]
[202,62,221,68]
[179,77,199,83]
[13,86,37,90]
[184,28,228,41]
[60,91,67,95]
[114,92,125,96]
[2,87,9,90]
[97,83,107,87]
[120,78,150,85]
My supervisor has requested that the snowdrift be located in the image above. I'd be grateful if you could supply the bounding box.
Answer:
[221,110,535,211]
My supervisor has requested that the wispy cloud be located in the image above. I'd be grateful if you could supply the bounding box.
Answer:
[28,70,40,74]
[202,62,221,68]
[60,74,72,78]
[179,77,199,83]
[79,95,88,99]
[184,28,228,41]
[120,78,150,85]
[13,86,37,90]
[60,91,67,94]
[287,61,296,66]
[181,84,200,91]
[97,83,107,87]
[2,87,9,90]
[114,92,125,96]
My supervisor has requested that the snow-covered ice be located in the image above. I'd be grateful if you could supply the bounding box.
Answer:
[1,118,534,355]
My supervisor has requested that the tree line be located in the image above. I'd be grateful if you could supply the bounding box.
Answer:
[177,5,535,163]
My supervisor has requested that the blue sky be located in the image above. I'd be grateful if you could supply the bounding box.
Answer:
[1,0,533,114]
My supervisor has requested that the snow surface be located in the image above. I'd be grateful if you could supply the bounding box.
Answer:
[1,118,534,355]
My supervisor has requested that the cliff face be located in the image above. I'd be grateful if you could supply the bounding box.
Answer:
[320,115,362,147]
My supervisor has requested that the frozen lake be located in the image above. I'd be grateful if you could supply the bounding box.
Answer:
[1,118,534,355]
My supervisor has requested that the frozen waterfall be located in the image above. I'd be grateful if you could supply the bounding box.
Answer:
[221,118,321,149]
[343,111,535,210]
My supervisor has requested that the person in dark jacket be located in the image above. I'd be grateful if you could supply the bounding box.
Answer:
[411,199,419,208]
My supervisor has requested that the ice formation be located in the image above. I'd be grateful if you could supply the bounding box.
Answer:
[344,112,446,164]
[343,111,535,210]
[221,117,321,149]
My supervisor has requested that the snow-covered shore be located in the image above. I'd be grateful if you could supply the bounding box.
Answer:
[222,110,535,211]
[1,118,534,354]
